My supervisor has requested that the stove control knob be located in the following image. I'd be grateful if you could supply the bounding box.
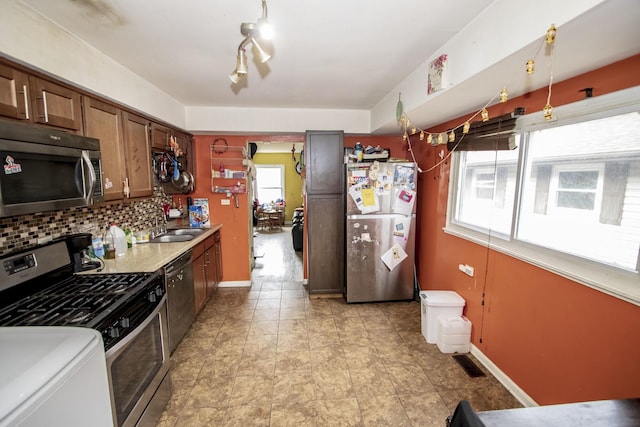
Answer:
[109,327,120,338]
[120,318,130,328]
[148,291,157,303]
[155,287,163,297]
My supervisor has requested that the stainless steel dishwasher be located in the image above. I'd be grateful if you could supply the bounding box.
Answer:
[165,249,195,354]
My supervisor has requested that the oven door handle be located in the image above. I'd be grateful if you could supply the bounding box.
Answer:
[81,149,97,205]
[105,295,168,359]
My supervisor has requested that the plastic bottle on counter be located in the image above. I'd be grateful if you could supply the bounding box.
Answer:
[110,224,127,257]
[124,225,133,248]
[104,226,116,259]
[92,236,105,258]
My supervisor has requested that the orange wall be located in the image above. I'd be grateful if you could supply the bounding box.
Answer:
[415,54,640,404]
[190,135,252,282]
[193,133,410,283]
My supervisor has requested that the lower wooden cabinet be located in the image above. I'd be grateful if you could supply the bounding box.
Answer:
[306,194,345,294]
[193,242,207,313]
[204,231,222,298]
[193,231,223,315]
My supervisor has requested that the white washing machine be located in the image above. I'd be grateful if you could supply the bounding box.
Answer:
[0,327,113,427]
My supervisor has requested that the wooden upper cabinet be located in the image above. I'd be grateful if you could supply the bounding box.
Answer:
[122,112,153,198]
[175,131,194,174]
[82,97,126,201]
[305,130,345,194]
[29,76,83,133]
[84,98,154,201]
[150,122,171,150]
[0,63,30,121]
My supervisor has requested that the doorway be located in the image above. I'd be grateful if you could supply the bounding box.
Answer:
[250,140,304,282]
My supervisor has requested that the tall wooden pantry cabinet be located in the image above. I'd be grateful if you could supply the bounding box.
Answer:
[305,130,345,295]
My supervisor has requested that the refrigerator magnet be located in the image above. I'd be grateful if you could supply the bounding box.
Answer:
[381,244,408,271]
[392,188,416,215]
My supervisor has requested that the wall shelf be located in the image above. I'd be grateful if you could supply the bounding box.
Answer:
[210,143,248,194]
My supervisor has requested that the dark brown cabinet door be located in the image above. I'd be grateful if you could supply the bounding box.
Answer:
[307,194,345,294]
[122,112,153,198]
[82,97,126,201]
[150,122,171,150]
[305,131,344,194]
[214,231,222,284]
[0,64,30,121]
[175,131,194,174]
[29,76,83,132]
[205,249,217,297]
[193,250,207,314]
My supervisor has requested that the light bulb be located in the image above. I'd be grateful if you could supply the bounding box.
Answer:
[258,20,274,40]
[526,59,535,75]
[500,88,508,103]
[229,70,241,84]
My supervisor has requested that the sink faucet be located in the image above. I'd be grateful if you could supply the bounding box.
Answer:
[154,208,167,237]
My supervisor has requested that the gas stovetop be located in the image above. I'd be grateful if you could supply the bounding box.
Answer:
[0,273,156,327]
[0,237,164,350]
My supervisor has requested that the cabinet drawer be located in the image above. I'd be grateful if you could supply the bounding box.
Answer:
[205,235,215,249]
[193,241,205,259]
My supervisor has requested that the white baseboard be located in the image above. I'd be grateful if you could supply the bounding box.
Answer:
[218,280,252,288]
[470,344,538,408]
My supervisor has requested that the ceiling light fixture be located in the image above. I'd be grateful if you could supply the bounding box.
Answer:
[229,0,273,84]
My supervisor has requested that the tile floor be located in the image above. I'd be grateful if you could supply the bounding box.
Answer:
[156,228,521,426]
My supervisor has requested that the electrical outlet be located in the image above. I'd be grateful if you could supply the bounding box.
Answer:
[458,264,475,277]
[37,236,53,245]
[221,199,231,205]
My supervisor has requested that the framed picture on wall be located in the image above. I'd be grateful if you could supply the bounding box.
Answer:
[428,54,448,94]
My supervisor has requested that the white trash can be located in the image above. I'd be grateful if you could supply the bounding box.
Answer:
[420,290,465,344]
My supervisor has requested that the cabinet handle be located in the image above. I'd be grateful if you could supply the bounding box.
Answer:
[22,85,29,120]
[42,91,49,123]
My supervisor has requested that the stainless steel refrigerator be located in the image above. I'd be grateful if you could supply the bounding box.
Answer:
[345,162,417,303]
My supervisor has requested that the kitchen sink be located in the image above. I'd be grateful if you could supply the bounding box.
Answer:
[166,228,207,236]
[149,234,194,243]
[148,228,206,243]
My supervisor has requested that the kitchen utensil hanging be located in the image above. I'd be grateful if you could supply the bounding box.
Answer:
[154,152,176,183]
[172,170,195,193]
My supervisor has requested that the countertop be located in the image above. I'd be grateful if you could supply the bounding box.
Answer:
[87,223,222,274]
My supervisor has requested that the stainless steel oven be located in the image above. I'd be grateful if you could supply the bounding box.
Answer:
[106,295,171,427]
[0,238,170,427]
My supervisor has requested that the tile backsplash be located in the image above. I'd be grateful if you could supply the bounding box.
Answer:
[0,187,172,256]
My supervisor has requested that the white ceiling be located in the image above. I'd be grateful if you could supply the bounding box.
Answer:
[16,0,640,135]
[20,0,494,109]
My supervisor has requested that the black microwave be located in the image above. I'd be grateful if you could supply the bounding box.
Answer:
[0,120,103,218]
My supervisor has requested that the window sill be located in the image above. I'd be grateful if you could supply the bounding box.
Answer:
[444,224,640,306]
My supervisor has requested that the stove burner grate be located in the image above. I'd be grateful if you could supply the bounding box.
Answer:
[0,272,157,328]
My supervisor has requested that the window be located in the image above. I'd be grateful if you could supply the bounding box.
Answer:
[255,165,284,204]
[447,87,640,303]
[454,149,519,236]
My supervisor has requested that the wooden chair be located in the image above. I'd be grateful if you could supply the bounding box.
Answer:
[268,211,283,230]
[256,208,270,231]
